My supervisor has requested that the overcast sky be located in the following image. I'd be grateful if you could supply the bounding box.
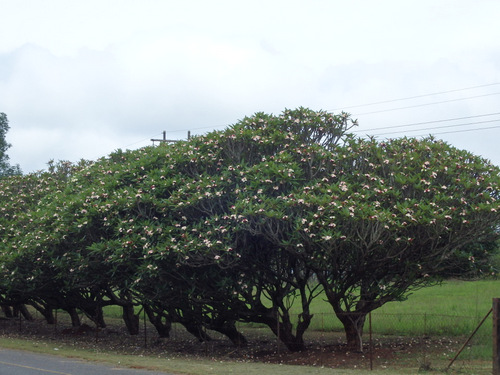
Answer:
[1,0,500,173]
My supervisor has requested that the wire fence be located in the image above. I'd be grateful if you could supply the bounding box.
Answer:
[304,310,492,371]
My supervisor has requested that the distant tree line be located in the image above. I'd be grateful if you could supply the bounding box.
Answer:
[0,112,21,178]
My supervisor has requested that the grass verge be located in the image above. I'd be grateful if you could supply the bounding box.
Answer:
[0,336,427,375]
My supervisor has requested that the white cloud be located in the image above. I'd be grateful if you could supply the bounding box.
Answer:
[1,0,500,172]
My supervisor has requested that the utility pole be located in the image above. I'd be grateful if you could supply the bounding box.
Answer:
[151,131,191,146]
[494,298,500,375]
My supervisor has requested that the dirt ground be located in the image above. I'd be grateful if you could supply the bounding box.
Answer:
[0,315,470,371]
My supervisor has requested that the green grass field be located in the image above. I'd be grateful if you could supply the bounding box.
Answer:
[304,279,498,335]
[307,279,497,316]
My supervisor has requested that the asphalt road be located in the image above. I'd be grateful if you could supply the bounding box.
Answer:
[0,348,172,375]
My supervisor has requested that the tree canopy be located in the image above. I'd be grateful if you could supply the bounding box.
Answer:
[0,113,21,177]
[1,108,498,352]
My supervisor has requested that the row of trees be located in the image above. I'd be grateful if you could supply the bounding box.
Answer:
[1,108,499,352]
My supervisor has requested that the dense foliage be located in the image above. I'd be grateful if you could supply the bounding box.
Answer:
[0,113,21,177]
[1,108,499,351]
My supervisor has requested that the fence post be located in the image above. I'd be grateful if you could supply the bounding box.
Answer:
[368,312,373,371]
[494,298,500,375]
[144,308,148,349]
[276,310,281,356]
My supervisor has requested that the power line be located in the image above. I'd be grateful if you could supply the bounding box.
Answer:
[128,83,500,148]
[408,124,500,138]
[352,92,500,116]
[330,82,500,111]
[368,119,500,137]
[140,112,500,147]
[123,132,164,148]
[166,124,229,134]
[133,84,500,138]
[353,112,500,133]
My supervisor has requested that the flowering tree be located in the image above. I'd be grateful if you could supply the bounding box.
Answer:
[0,161,86,323]
[124,108,356,350]
[1,108,356,350]
[236,135,500,351]
[1,108,498,354]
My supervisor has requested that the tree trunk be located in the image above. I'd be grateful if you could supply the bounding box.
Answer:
[144,305,172,338]
[182,322,212,342]
[295,312,313,346]
[66,308,81,327]
[81,305,106,328]
[338,313,366,352]
[1,305,13,318]
[264,313,307,352]
[122,305,140,335]
[16,304,34,321]
[31,303,56,324]
[210,321,248,346]
[276,321,306,352]
[242,304,309,351]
